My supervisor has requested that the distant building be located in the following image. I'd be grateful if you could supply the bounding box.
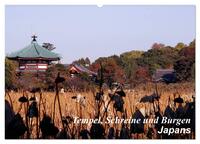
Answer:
[68,63,97,77]
[153,69,176,83]
[7,35,60,72]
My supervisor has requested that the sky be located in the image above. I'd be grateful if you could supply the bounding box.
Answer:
[5,5,195,64]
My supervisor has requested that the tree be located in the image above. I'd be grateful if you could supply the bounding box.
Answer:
[175,42,186,50]
[137,46,179,75]
[179,45,195,58]
[174,41,195,82]
[90,57,125,86]
[134,67,150,84]
[151,43,165,49]
[108,55,123,66]
[191,63,195,81]
[85,57,91,66]
[174,57,194,81]
[42,43,56,51]
[120,50,144,60]
[17,72,46,90]
[45,63,67,88]
[73,57,91,66]
[119,51,144,86]
[189,39,195,48]
[5,58,17,89]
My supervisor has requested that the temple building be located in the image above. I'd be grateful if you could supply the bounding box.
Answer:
[68,63,97,77]
[153,69,176,83]
[7,35,60,72]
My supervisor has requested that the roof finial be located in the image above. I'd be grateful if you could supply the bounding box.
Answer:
[32,34,37,41]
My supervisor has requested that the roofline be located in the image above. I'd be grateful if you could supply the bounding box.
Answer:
[68,63,97,76]
[7,56,60,61]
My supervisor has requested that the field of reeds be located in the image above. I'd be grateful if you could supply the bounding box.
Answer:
[5,82,195,139]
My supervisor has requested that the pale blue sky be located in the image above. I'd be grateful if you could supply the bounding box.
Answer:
[5,5,195,63]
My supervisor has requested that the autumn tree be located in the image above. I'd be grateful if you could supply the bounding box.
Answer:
[179,46,195,58]
[174,40,195,81]
[90,57,125,87]
[134,67,151,84]
[151,43,165,49]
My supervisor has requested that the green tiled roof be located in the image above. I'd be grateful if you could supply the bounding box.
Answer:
[7,38,60,60]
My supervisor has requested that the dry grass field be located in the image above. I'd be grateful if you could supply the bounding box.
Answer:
[5,82,195,139]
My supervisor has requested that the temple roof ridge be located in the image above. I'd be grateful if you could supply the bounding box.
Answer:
[7,35,60,61]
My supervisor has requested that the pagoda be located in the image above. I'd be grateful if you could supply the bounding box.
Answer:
[7,35,60,72]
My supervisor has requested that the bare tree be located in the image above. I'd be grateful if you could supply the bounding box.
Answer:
[42,43,56,51]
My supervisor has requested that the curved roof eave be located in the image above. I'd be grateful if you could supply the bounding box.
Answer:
[7,40,61,60]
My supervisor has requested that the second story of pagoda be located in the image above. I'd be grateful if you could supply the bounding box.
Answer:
[7,35,61,72]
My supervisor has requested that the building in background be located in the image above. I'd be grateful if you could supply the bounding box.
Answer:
[68,63,97,78]
[7,35,60,72]
[153,69,176,83]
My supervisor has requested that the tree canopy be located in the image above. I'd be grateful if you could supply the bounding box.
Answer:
[5,58,17,89]
[5,40,195,90]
